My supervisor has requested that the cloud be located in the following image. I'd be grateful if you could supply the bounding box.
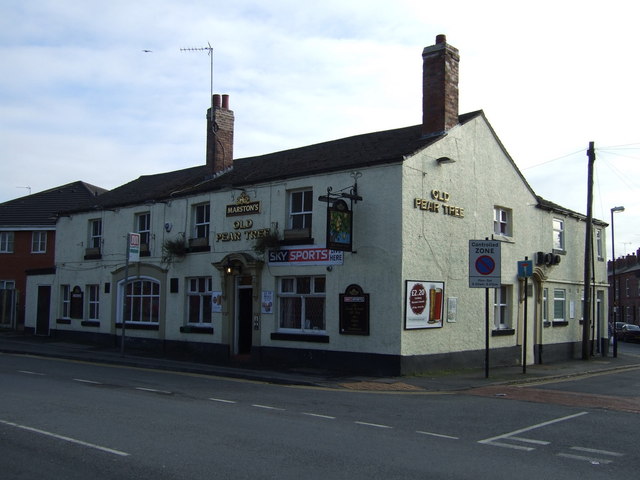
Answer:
[1,0,639,254]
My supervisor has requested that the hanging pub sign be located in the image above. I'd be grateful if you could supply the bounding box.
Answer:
[339,284,369,335]
[326,199,353,252]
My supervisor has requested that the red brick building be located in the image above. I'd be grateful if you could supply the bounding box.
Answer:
[0,182,106,330]
[608,248,640,326]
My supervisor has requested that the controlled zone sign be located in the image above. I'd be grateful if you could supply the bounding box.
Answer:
[469,240,501,288]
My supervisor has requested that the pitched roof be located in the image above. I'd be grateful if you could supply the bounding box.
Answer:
[69,112,483,212]
[0,181,107,228]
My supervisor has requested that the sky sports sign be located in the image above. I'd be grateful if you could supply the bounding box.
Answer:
[267,246,344,266]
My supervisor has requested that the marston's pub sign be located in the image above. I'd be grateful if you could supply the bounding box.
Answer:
[226,191,260,217]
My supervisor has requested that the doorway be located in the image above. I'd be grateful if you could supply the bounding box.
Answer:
[236,277,253,355]
[36,285,51,336]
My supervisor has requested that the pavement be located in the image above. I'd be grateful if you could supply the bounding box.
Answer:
[1,331,639,392]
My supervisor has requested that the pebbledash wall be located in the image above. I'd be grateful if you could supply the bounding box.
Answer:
[24,36,609,375]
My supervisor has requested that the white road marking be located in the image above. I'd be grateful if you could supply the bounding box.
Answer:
[0,419,129,457]
[252,404,285,411]
[557,453,612,464]
[209,398,237,404]
[479,411,588,449]
[73,378,102,385]
[510,436,550,445]
[302,412,336,419]
[135,387,172,395]
[355,421,392,429]
[416,430,459,440]
[18,370,45,376]
[570,446,623,457]
[483,441,534,451]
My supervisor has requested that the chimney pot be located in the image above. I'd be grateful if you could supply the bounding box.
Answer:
[436,34,447,44]
[206,93,234,174]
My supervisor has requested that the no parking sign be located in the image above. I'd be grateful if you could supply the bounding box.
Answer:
[469,240,501,288]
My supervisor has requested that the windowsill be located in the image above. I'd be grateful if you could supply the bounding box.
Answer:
[271,332,330,343]
[187,238,211,253]
[491,328,515,337]
[492,234,514,243]
[188,245,211,253]
[81,320,100,327]
[115,322,159,331]
[552,321,569,327]
[56,318,71,325]
[280,238,314,247]
[180,325,214,334]
[543,321,551,327]
[552,249,566,255]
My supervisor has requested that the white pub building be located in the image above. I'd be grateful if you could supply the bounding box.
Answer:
[26,36,609,375]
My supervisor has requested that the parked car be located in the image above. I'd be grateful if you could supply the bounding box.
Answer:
[619,324,640,343]
[615,321,628,331]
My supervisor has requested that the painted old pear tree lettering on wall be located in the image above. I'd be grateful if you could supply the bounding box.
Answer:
[414,190,464,218]
[216,218,271,242]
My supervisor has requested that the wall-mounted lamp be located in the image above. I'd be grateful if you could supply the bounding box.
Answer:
[224,260,241,275]
[436,156,456,165]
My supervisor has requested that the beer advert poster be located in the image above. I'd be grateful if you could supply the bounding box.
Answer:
[405,280,444,329]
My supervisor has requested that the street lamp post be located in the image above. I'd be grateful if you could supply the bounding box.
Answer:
[611,206,625,358]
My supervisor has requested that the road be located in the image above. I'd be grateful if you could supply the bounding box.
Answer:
[1,351,639,479]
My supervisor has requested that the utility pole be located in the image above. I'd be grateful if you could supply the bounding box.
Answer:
[582,142,595,360]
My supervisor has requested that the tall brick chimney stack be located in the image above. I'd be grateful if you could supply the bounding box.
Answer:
[206,94,234,173]
[422,34,460,137]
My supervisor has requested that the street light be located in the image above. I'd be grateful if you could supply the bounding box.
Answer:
[610,206,625,358]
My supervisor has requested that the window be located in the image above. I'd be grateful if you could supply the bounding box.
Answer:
[553,288,566,322]
[278,276,325,332]
[0,232,14,253]
[626,278,630,297]
[493,207,511,236]
[0,280,15,290]
[61,285,71,318]
[542,288,549,324]
[193,203,210,239]
[595,228,603,260]
[187,277,213,324]
[135,212,151,247]
[123,279,160,324]
[89,219,102,249]
[31,231,47,253]
[552,218,564,251]
[289,190,313,230]
[493,285,511,329]
[88,284,99,320]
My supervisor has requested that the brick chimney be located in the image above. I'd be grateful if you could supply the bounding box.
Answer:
[422,34,460,137]
[206,94,234,173]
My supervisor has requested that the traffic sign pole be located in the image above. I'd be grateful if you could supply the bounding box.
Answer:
[469,240,501,378]
[518,257,533,374]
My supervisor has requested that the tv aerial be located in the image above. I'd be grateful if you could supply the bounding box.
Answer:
[180,42,214,123]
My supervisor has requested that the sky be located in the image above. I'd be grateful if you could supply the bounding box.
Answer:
[1,0,638,259]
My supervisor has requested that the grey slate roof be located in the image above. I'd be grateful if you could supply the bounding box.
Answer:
[69,112,483,213]
[0,181,107,228]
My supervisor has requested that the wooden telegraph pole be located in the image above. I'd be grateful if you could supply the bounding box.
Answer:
[582,142,595,360]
